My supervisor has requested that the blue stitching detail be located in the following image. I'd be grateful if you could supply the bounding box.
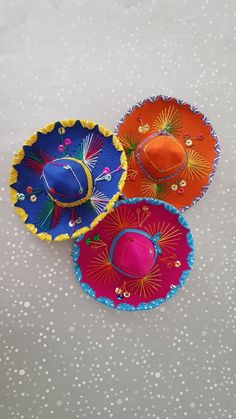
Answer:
[109,227,161,278]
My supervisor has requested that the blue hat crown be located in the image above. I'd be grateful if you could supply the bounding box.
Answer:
[42,157,92,207]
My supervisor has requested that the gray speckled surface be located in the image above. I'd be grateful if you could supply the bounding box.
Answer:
[0,0,235,418]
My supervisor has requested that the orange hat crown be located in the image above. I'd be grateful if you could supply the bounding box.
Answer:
[136,131,187,183]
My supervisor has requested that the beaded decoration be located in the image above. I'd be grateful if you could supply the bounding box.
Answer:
[73,198,194,311]
[10,120,127,240]
[115,95,220,212]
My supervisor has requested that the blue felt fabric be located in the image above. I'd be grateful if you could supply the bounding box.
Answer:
[42,158,89,203]
[12,121,125,239]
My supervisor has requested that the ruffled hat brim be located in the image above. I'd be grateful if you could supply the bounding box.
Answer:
[9,120,127,241]
[115,96,220,212]
[73,198,194,311]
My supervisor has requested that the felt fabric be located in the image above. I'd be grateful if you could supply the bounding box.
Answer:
[137,133,187,181]
[110,229,158,279]
[42,158,91,205]
[10,120,127,240]
[115,96,220,211]
[73,198,194,311]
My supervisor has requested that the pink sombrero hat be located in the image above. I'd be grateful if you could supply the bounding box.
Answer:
[73,198,194,311]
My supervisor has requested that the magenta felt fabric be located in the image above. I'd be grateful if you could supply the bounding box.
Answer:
[111,231,155,278]
[75,200,192,308]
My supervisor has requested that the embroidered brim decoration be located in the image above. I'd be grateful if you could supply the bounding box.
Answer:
[73,198,194,311]
[10,120,127,241]
[115,95,220,211]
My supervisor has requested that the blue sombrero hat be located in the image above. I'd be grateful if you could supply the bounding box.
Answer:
[10,120,127,241]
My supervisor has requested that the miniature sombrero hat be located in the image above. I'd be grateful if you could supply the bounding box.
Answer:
[115,95,220,211]
[10,120,127,241]
[73,198,194,311]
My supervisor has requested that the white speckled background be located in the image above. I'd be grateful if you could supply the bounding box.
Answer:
[1,0,235,418]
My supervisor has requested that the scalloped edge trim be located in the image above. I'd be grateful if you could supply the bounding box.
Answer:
[114,95,220,213]
[9,119,127,241]
[73,197,194,311]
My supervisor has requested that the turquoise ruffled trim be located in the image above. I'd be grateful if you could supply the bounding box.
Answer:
[97,297,115,308]
[81,282,96,298]
[72,198,194,311]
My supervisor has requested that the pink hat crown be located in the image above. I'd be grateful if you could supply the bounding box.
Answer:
[109,228,161,279]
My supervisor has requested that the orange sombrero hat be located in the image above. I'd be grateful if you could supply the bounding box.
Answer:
[115,96,220,211]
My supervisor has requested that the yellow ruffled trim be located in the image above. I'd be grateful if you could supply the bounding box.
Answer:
[60,119,77,128]
[38,123,55,135]
[9,119,127,241]
[16,207,28,222]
